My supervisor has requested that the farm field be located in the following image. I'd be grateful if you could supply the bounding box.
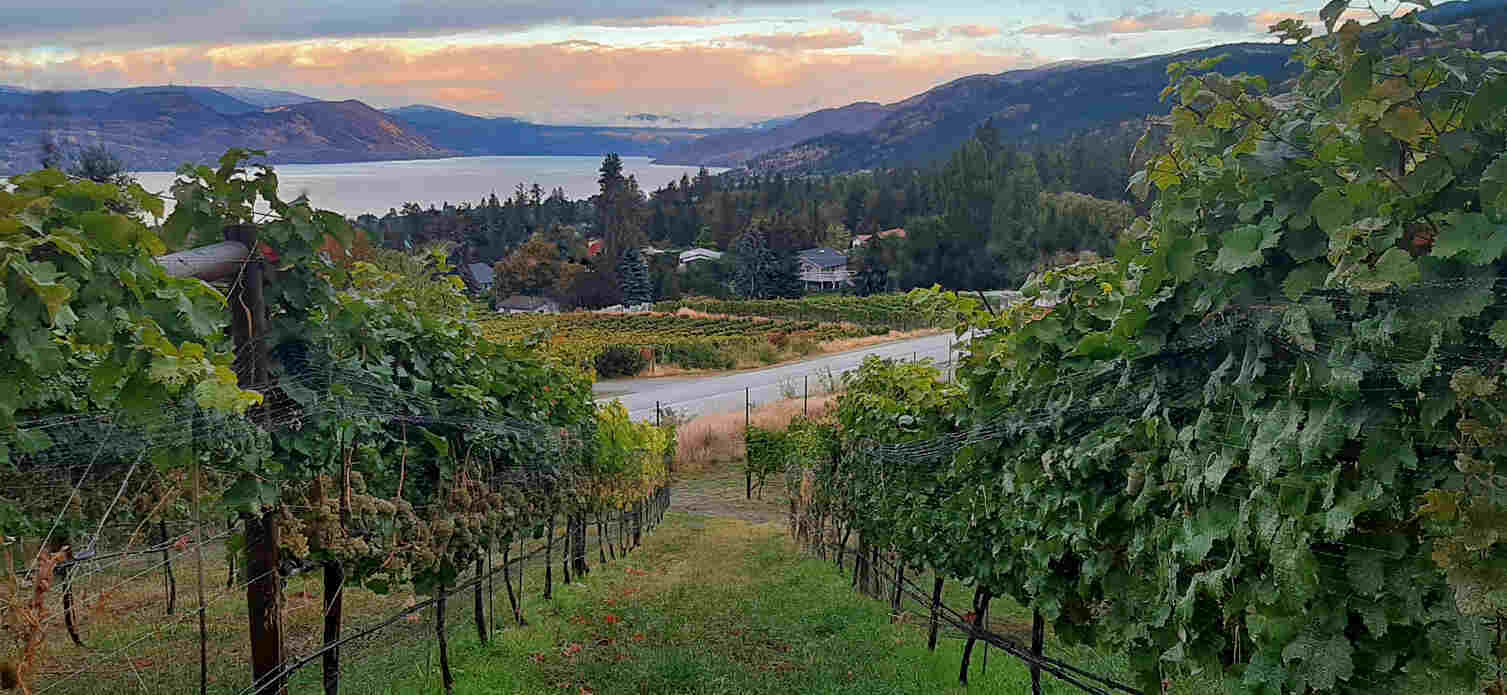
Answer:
[653,294,938,331]
[482,310,931,378]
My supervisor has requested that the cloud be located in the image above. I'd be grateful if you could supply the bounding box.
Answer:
[0,0,816,51]
[589,16,746,28]
[1022,11,1213,36]
[832,9,911,25]
[1021,9,1328,37]
[734,29,865,51]
[1,38,1036,124]
[950,25,1002,39]
[896,27,940,42]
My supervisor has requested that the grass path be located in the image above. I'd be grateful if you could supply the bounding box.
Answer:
[387,511,1051,694]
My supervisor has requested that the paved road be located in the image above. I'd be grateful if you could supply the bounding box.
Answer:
[593,332,964,421]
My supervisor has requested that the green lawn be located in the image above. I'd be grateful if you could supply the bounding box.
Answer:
[384,514,1064,695]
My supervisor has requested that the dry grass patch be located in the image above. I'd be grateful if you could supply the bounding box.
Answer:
[674,396,836,476]
[817,328,943,354]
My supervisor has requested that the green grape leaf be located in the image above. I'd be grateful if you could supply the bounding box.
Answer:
[1311,189,1354,233]
[1380,105,1429,144]
[1283,633,1355,691]
[1342,52,1373,104]
[1282,305,1317,352]
[1432,213,1507,264]
[1490,319,1507,348]
[1403,155,1454,197]
[1351,248,1420,290]
[1356,602,1389,638]
[1282,262,1330,301]
[1481,154,1507,220]
[1463,76,1507,128]
[1214,223,1281,273]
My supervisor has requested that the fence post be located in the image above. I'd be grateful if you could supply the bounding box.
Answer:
[544,515,554,599]
[159,520,176,615]
[745,387,752,500]
[436,585,454,695]
[474,557,488,644]
[225,225,286,695]
[194,434,208,695]
[804,375,808,416]
[322,561,344,695]
[1031,609,1045,695]
[890,554,903,620]
[927,576,944,651]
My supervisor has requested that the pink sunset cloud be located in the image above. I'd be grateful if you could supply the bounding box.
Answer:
[2,38,1036,123]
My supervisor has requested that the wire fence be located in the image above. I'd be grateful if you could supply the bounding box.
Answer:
[8,485,670,695]
[796,529,1143,695]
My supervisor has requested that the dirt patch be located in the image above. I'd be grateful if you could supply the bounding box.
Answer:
[672,469,788,524]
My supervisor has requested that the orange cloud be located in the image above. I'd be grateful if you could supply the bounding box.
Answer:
[4,39,1035,124]
[734,29,865,51]
[833,9,912,25]
[950,25,1002,39]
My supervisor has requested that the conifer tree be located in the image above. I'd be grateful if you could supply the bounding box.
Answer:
[617,246,652,306]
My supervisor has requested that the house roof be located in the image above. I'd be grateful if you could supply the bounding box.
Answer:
[678,248,723,262]
[798,248,847,269]
[852,228,905,247]
[467,263,495,285]
[498,295,555,310]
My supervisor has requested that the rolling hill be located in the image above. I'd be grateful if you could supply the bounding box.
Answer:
[381,105,734,159]
[0,87,449,173]
[658,0,1507,173]
[655,44,1298,172]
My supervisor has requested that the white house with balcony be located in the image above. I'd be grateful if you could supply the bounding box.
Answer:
[797,248,852,291]
[678,247,723,270]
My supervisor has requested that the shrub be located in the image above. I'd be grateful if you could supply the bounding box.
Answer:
[593,345,648,378]
[660,343,735,370]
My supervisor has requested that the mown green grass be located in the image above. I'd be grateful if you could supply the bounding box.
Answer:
[382,514,1070,695]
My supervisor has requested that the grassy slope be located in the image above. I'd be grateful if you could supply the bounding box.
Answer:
[386,514,1049,695]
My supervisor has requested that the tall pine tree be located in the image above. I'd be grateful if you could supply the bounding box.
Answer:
[617,246,652,306]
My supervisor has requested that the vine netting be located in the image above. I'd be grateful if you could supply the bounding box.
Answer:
[773,6,1507,693]
[779,276,1507,695]
[2,149,676,695]
[0,361,673,695]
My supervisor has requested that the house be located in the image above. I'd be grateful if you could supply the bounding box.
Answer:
[797,248,852,290]
[496,295,561,314]
[465,263,496,294]
[851,228,907,248]
[678,248,723,269]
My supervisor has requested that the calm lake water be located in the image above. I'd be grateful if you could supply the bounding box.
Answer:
[133,155,725,217]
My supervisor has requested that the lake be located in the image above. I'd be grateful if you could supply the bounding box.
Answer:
[132,156,725,217]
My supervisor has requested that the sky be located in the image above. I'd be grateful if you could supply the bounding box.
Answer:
[0,0,1360,127]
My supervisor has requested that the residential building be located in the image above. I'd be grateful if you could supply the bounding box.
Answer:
[797,248,852,290]
[678,248,723,269]
[465,262,495,294]
[851,227,907,248]
[496,295,561,314]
